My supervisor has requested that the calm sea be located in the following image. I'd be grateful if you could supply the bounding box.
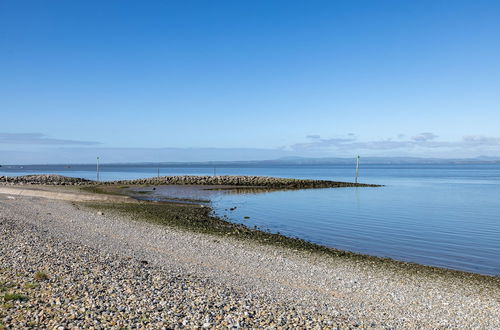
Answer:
[1,163,499,276]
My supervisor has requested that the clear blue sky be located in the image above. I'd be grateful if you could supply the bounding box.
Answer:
[1,0,500,163]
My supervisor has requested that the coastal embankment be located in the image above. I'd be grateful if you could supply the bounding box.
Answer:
[1,178,499,328]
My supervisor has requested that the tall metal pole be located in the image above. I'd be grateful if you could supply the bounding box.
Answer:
[157,167,160,178]
[96,157,100,182]
[355,155,360,184]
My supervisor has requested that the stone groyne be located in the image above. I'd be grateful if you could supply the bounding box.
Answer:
[0,174,92,185]
[0,174,381,188]
[110,175,381,188]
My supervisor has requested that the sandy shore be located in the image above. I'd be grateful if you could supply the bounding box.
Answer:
[1,187,499,328]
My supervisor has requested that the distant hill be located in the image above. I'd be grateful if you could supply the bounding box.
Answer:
[116,156,500,166]
[267,156,500,165]
[3,156,500,167]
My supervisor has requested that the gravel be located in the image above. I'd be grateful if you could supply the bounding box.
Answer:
[1,192,499,328]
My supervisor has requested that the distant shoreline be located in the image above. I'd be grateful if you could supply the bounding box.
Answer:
[2,155,500,167]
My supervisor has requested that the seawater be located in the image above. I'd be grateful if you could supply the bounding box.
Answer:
[1,164,499,276]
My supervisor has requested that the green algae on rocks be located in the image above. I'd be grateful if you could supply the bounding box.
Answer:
[81,200,500,288]
[83,201,357,257]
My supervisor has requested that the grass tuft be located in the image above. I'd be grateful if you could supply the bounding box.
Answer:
[23,282,39,289]
[34,271,48,281]
[0,282,13,293]
[2,293,28,302]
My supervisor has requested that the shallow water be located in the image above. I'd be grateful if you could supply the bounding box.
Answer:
[1,164,499,276]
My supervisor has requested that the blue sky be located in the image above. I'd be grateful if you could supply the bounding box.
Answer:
[1,0,500,163]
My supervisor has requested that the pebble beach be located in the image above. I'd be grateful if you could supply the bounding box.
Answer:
[1,179,499,328]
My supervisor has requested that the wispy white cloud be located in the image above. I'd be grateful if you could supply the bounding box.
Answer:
[0,133,101,145]
[291,137,357,151]
[291,133,500,152]
[411,132,438,142]
[0,147,293,164]
[461,135,500,146]
[2,132,500,164]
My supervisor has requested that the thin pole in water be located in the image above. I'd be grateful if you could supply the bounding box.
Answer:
[355,155,360,184]
[96,157,100,182]
[157,167,160,178]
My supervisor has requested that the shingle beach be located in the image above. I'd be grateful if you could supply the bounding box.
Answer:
[0,179,499,328]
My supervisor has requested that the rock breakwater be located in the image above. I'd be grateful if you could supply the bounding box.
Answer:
[1,174,381,188]
[112,175,381,188]
[0,175,91,185]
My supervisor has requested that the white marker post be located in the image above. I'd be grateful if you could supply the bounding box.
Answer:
[355,155,360,184]
[96,157,100,182]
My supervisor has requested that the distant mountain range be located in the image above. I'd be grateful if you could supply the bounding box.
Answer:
[3,156,500,167]
[266,156,500,165]
[113,156,500,166]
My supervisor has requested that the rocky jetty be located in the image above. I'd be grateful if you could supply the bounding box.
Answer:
[0,174,91,185]
[0,174,380,188]
[111,175,381,188]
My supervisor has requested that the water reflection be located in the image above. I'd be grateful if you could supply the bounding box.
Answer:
[8,163,497,276]
[123,184,302,201]
[121,180,500,276]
